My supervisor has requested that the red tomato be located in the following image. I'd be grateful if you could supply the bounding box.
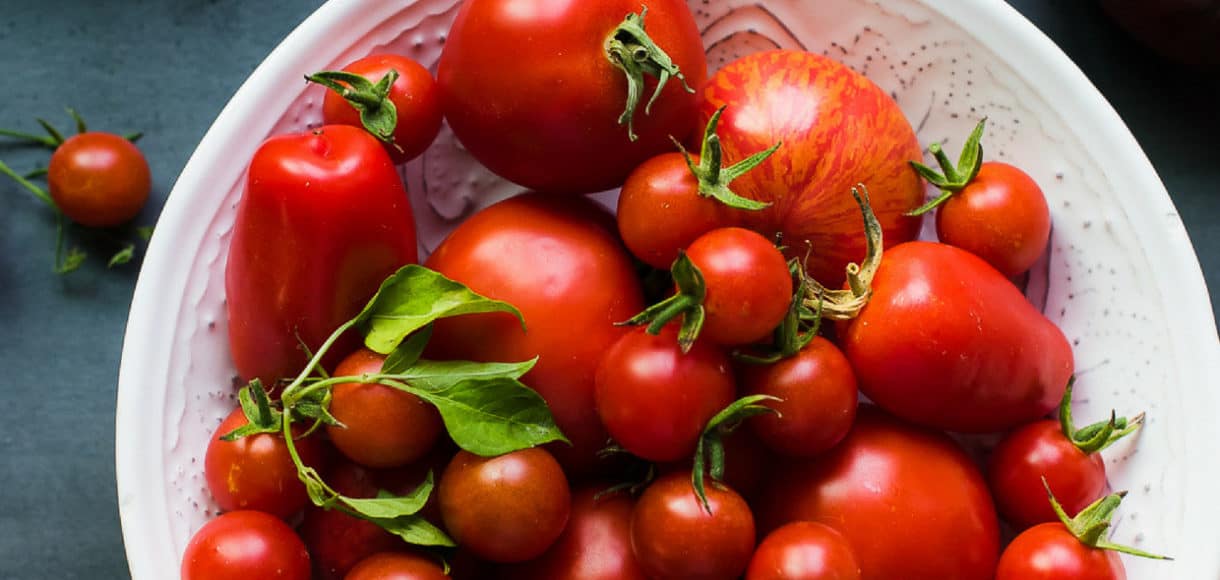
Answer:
[700,50,923,285]
[756,407,999,580]
[437,0,706,193]
[327,348,443,468]
[746,521,862,580]
[936,161,1050,278]
[203,406,323,519]
[594,325,736,462]
[226,125,418,385]
[617,151,732,269]
[839,241,1074,433]
[996,523,1125,580]
[630,472,755,579]
[47,132,150,227]
[988,419,1107,528]
[181,511,310,580]
[345,552,450,580]
[320,54,442,164]
[500,486,647,580]
[683,227,793,346]
[740,336,858,457]
[438,448,571,563]
[426,193,644,474]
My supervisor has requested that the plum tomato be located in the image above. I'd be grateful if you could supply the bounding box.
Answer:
[47,131,150,227]
[181,510,310,580]
[203,406,323,519]
[746,521,862,580]
[345,552,450,580]
[326,348,444,469]
[996,523,1126,580]
[683,226,793,346]
[437,448,571,563]
[630,471,756,579]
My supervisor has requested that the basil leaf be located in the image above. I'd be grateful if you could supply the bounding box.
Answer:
[340,472,434,519]
[373,514,456,547]
[356,265,524,354]
[393,357,537,391]
[381,325,433,374]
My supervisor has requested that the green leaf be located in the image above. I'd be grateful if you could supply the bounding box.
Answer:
[341,473,434,519]
[357,265,524,355]
[108,244,135,268]
[382,325,433,374]
[373,514,457,547]
[391,357,537,391]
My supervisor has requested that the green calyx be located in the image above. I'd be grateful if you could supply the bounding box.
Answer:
[0,108,142,149]
[906,117,987,216]
[1057,377,1145,455]
[691,395,780,513]
[619,252,706,352]
[735,259,818,365]
[1043,478,1171,560]
[306,69,403,152]
[605,6,694,141]
[799,184,883,320]
[677,106,778,211]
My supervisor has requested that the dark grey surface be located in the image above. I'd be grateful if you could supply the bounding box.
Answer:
[0,1,1214,578]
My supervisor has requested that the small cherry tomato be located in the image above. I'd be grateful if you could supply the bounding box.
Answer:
[617,151,731,269]
[746,521,862,580]
[345,552,450,580]
[683,227,792,346]
[203,406,323,519]
[181,511,310,580]
[630,471,755,579]
[936,161,1050,277]
[317,54,442,163]
[47,132,150,227]
[996,523,1125,580]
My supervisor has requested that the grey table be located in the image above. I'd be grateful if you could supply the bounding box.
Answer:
[0,1,1214,578]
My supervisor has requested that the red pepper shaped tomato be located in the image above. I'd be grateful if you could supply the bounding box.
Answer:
[225,125,418,385]
[700,50,923,285]
[437,0,706,194]
[840,241,1074,433]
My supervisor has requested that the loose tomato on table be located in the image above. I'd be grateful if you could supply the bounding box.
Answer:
[746,521,862,580]
[47,131,150,227]
[181,510,311,580]
[203,406,324,519]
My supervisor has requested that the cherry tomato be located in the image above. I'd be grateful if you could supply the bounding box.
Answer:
[740,336,857,457]
[617,151,732,269]
[426,193,643,474]
[203,406,323,519]
[756,407,999,580]
[630,471,755,579]
[438,448,571,563]
[683,227,793,346]
[988,419,1107,528]
[47,132,150,227]
[996,523,1126,580]
[327,348,443,468]
[936,161,1050,278]
[594,325,735,462]
[320,54,442,164]
[437,0,706,193]
[345,552,450,580]
[746,521,862,580]
[181,510,310,580]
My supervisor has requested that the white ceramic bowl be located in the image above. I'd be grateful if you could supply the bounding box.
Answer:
[116,0,1220,577]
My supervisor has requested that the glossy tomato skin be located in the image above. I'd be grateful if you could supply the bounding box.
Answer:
[740,336,858,457]
[988,419,1107,529]
[327,348,443,468]
[321,54,442,164]
[226,125,418,385]
[426,193,643,474]
[685,227,793,345]
[756,407,999,580]
[438,448,571,563]
[936,161,1050,278]
[203,406,323,519]
[181,510,311,580]
[345,552,450,580]
[746,521,862,580]
[631,471,756,579]
[996,523,1125,580]
[700,50,923,285]
[594,325,736,463]
[47,132,150,227]
[437,0,706,194]
[617,152,733,269]
[840,241,1074,433]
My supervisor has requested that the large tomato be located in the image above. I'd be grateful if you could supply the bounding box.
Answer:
[426,193,644,474]
[756,407,999,580]
[700,50,923,285]
[437,0,707,194]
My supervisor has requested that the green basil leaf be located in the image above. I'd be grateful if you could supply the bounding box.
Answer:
[393,357,537,391]
[373,514,457,547]
[381,325,433,375]
[340,472,434,519]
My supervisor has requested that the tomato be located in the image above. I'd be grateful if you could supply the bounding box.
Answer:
[756,407,999,580]
[226,124,418,385]
[700,50,923,285]
[318,54,442,164]
[616,151,731,269]
[996,523,1125,580]
[181,510,310,580]
[426,193,643,474]
[839,241,1074,433]
[327,348,443,468]
[437,0,706,193]
[47,131,150,227]
[740,336,857,457]
[438,448,571,563]
[500,486,647,580]
[683,227,793,346]
[594,325,736,462]
[988,419,1106,529]
[935,161,1050,278]
[203,406,323,519]
[630,471,755,579]
[746,521,862,580]
[345,552,450,580]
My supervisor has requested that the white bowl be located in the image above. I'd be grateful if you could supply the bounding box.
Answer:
[116,0,1220,577]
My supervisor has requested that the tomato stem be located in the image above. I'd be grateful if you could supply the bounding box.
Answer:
[799,184,882,320]
[905,117,987,216]
[280,318,358,405]
[676,106,777,211]
[1043,478,1171,560]
[619,252,707,352]
[306,69,402,147]
[605,6,693,141]
[1057,377,1145,455]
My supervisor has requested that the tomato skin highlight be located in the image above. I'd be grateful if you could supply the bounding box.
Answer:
[437,0,706,194]
[936,161,1051,278]
[996,523,1126,580]
[839,241,1074,433]
[685,227,793,346]
[617,152,733,269]
[181,510,311,580]
[225,124,418,385]
[203,407,323,520]
[630,472,756,580]
[988,419,1107,529]
[345,552,450,580]
[321,54,443,164]
[746,521,862,580]
[47,131,150,227]
[700,50,923,285]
